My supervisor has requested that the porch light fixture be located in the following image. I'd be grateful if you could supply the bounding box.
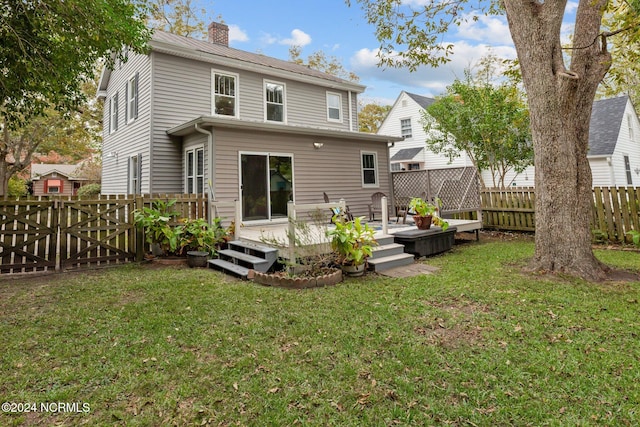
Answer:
[634,166,640,176]
[106,151,119,158]
[313,142,324,149]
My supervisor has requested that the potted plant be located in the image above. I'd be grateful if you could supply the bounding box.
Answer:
[327,216,377,276]
[133,199,180,256]
[408,197,449,231]
[178,217,230,267]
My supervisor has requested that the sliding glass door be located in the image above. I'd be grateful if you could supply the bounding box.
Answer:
[240,153,293,221]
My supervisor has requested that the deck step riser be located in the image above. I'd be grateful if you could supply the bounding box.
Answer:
[208,259,251,279]
[368,253,415,272]
[371,244,406,259]
[217,249,272,272]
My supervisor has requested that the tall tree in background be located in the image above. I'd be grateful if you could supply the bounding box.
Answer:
[147,0,214,39]
[424,67,532,189]
[349,0,640,281]
[0,0,150,197]
[289,46,360,82]
[358,103,391,133]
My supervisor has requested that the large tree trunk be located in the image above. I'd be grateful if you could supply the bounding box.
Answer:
[504,1,611,281]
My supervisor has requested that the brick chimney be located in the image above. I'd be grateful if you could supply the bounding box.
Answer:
[208,22,229,46]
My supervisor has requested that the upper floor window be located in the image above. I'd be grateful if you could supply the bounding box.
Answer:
[628,114,634,140]
[126,73,139,123]
[327,92,342,122]
[361,151,379,187]
[212,71,238,117]
[265,81,285,123]
[401,118,412,138]
[186,147,205,194]
[109,93,119,134]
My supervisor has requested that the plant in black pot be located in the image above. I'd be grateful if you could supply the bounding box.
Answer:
[178,217,230,267]
[133,199,181,257]
[327,216,377,276]
[408,197,449,231]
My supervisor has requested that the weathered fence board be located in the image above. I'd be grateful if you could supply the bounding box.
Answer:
[481,186,639,242]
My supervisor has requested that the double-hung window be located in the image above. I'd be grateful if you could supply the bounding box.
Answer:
[401,118,412,138]
[186,148,205,194]
[129,154,141,194]
[327,92,342,122]
[212,71,238,117]
[109,93,119,133]
[265,81,285,122]
[361,151,379,187]
[126,73,139,123]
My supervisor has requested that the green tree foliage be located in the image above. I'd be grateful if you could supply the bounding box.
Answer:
[7,176,28,198]
[358,103,391,133]
[289,46,360,82]
[147,0,216,39]
[0,0,151,127]
[424,74,532,189]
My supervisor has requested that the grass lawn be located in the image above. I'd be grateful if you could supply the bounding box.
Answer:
[1,237,639,426]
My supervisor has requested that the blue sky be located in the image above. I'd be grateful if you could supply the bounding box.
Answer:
[201,1,577,105]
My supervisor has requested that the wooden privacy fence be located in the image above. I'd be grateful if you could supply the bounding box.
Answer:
[0,194,216,274]
[481,187,640,242]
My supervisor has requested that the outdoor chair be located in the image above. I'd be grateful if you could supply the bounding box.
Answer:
[368,191,386,221]
[394,196,412,224]
[323,192,354,221]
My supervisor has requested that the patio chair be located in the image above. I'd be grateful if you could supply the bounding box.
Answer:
[394,196,412,224]
[323,192,354,221]
[368,191,386,221]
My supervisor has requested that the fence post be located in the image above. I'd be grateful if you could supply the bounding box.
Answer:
[234,200,242,240]
[135,195,145,262]
[287,201,296,268]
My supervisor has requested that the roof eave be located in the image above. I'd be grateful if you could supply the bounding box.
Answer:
[167,116,402,143]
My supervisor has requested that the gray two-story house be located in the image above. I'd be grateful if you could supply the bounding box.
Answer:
[97,22,400,223]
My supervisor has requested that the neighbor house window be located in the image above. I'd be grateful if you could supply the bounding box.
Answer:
[129,154,141,194]
[401,118,412,138]
[628,115,634,140]
[391,163,401,172]
[45,179,62,194]
[624,155,633,185]
[186,148,205,194]
[212,71,238,117]
[327,92,342,122]
[408,163,420,170]
[361,151,379,187]
[265,81,285,122]
[126,73,139,123]
[109,93,119,133]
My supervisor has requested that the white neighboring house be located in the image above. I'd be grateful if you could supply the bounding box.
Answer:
[482,95,640,187]
[378,91,472,172]
[381,92,640,188]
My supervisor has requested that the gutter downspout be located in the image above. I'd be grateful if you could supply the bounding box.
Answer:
[195,123,215,224]
[348,91,353,132]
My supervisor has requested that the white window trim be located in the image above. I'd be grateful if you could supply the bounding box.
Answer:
[126,73,137,124]
[129,155,139,194]
[211,70,240,118]
[326,91,342,123]
[400,118,413,139]
[109,93,119,134]
[185,146,205,194]
[361,150,379,188]
[263,79,286,124]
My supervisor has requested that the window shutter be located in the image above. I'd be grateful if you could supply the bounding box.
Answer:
[107,98,110,133]
[60,180,64,194]
[44,180,48,194]
[137,153,142,194]
[124,82,128,122]
[127,158,131,194]
[134,72,139,119]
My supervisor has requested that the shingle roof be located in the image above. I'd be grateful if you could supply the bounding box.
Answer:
[31,164,80,180]
[405,92,436,109]
[390,147,424,162]
[151,30,363,91]
[588,95,629,156]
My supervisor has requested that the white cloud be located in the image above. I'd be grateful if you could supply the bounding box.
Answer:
[351,41,517,102]
[279,29,312,47]
[228,25,248,43]
[260,32,278,45]
[456,14,512,45]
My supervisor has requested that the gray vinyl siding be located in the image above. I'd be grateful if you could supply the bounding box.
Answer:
[101,52,152,194]
[211,128,390,221]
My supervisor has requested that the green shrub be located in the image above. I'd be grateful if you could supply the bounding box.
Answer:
[77,183,101,197]
[8,176,28,197]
